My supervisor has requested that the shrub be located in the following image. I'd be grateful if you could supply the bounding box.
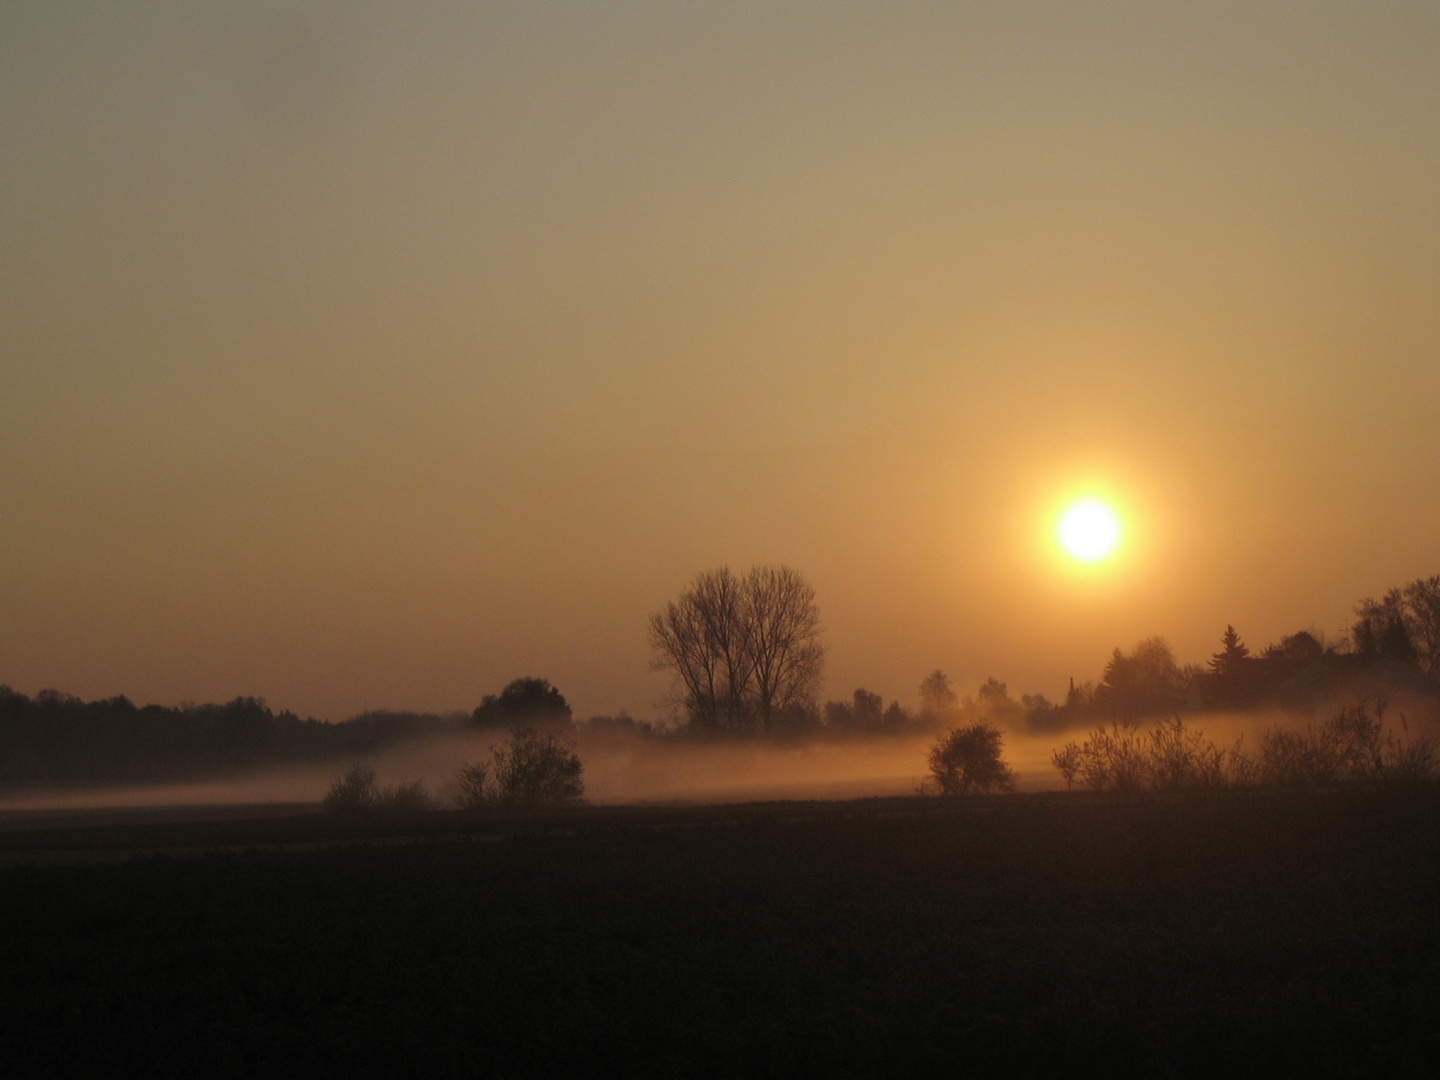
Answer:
[323,762,433,814]
[1057,717,1242,794]
[325,763,380,813]
[456,761,493,811]
[376,777,433,812]
[1072,722,1150,794]
[457,723,585,809]
[1257,700,1437,788]
[1052,701,1437,794]
[1145,715,1232,791]
[1386,726,1440,784]
[1051,742,1083,790]
[926,723,1016,796]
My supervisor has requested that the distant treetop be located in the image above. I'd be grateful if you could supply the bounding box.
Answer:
[473,677,572,728]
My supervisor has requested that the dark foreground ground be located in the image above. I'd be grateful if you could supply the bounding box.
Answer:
[2,789,1439,1078]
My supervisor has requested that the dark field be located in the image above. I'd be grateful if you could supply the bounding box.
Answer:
[3,791,1439,1078]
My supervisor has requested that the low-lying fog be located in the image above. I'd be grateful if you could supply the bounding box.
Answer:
[4,696,1436,813]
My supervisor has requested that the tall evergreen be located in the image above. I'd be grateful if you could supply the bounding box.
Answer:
[1209,625,1251,677]
[1208,626,1256,707]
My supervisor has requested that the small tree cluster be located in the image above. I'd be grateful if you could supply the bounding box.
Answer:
[458,724,585,809]
[926,723,1016,795]
[323,763,433,814]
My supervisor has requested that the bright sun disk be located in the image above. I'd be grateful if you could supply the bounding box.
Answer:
[1059,501,1120,562]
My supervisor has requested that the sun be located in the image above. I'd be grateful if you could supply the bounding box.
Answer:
[1058,500,1121,562]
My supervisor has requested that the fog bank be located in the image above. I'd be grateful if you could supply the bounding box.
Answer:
[4,696,1436,813]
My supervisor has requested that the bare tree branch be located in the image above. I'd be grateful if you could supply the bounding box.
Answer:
[649,565,823,733]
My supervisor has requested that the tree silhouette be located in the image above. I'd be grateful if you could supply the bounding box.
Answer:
[473,678,572,728]
[1263,630,1324,664]
[1210,625,1251,674]
[1094,638,1186,721]
[1352,591,1417,662]
[824,688,884,732]
[927,723,1016,795]
[649,566,823,733]
[917,670,959,727]
[1207,625,1257,707]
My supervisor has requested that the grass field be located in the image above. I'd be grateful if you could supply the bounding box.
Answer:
[3,789,1439,1077]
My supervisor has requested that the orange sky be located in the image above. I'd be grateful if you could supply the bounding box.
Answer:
[3,3,1438,720]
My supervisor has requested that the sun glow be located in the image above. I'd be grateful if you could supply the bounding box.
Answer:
[1058,500,1121,562]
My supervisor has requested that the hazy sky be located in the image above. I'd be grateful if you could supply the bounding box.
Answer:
[3,2,1438,720]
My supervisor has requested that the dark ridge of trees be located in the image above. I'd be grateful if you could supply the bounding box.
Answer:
[8,573,1440,793]
[0,687,456,792]
[877,575,1440,738]
[1092,637,1191,722]
[819,673,1060,740]
[804,586,1440,740]
[579,712,656,740]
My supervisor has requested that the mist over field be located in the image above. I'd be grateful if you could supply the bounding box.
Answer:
[0,727,945,812]
[6,688,1437,815]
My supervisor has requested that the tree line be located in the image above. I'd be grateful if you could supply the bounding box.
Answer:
[0,688,455,791]
[647,567,1440,738]
[6,567,1439,792]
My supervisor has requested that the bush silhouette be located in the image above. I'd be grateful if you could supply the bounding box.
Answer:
[1052,702,1436,793]
[927,723,1016,795]
[324,763,433,814]
[1051,742,1083,790]
[458,723,584,809]
[1257,700,1436,787]
[1056,718,1242,794]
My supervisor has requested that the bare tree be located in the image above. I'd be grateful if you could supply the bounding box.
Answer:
[741,565,824,730]
[648,567,751,730]
[649,566,823,733]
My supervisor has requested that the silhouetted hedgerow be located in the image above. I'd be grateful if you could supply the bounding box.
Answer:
[1052,702,1437,793]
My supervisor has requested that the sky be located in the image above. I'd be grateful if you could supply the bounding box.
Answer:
[3,2,1439,721]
